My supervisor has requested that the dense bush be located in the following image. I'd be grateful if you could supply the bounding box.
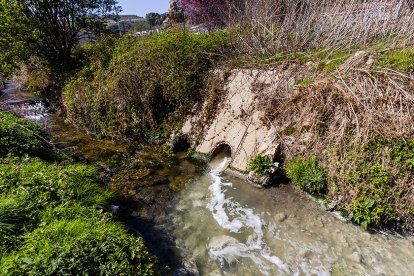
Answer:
[285,157,327,195]
[63,30,228,140]
[0,111,49,157]
[248,155,273,176]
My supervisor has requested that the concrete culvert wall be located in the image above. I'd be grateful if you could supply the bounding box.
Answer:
[210,143,232,160]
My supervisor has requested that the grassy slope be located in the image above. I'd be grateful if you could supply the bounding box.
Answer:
[258,47,414,232]
[0,111,158,275]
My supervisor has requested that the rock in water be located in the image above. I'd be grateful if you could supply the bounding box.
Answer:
[247,171,271,187]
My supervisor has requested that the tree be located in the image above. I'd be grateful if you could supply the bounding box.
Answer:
[0,0,121,76]
[0,1,32,76]
[145,12,167,28]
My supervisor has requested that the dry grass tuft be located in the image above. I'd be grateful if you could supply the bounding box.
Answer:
[258,57,414,231]
[228,0,414,56]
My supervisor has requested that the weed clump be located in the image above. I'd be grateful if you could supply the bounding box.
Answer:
[285,157,327,195]
[248,155,274,177]
[1,219,157,275]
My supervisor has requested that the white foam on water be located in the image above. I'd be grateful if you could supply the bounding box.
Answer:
[207,157,291,275]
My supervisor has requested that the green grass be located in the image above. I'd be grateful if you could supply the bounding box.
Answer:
[0,112,158,274]
[319,52,350,73]
[285,157,327,195]
[376,48,414,72]
[0,111,49,157]
[296,77,312,87]
[1,219,157,275]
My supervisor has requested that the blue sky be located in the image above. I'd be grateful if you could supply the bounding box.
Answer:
[118,0,170,16]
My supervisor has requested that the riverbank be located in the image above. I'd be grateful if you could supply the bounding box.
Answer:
[0,81,208,273]
[0,109,158,274]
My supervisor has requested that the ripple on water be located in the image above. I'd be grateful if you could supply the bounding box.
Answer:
[170,156,414,276]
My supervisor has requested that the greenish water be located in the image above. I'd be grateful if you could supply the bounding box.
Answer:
[170,154,414,275]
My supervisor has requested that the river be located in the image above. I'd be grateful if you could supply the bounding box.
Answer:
[1,81,414,275]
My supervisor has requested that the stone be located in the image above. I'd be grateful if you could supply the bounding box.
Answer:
[173,268,188,276]
[182,258,200,276]
[247,162,279,187]
[323,200,339,211]
[109,205,119,214]
[247,171,271,187]
[275,213,288,222]
[349,252,362,263]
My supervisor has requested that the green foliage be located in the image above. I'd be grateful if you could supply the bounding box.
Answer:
[248,155,273,177]
[351,198,375,229]
[349,197,382,230]
[0,0,32,77]
[319,52,350,73]
[12,56,51,92]
[1,219,157,275]
[296,77,312,87]
[285,157,327,195]
[63,30,228,140]
[391,140,414,170]
[376,48,414,72]
[337,138,413,229]
[0,113,158,273]
[0,111,48,157]
[0,0,121,75]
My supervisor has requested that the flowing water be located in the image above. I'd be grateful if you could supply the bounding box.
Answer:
[2,81,414,275]
[170,153,414,275]
[0,80,131,163]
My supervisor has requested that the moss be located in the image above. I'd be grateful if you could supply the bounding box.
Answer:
[169,175,190,192]
[376,48,414,72]
[318,52,350,73]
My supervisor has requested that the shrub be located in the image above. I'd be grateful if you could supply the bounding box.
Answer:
[0,219,158,275]
[285,157,327,195]
[248,155,273,176]
[12,56,51,92]
[0,111,49,157]
[63,30,228,140]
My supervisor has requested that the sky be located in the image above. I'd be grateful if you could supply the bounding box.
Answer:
[118,0,170,16]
